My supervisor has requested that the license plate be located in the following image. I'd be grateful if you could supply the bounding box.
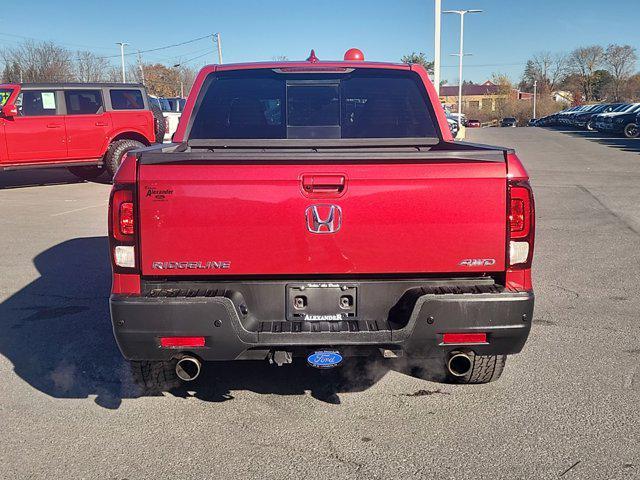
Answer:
[286,283,357,321]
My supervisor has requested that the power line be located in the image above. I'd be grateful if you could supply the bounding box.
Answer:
[175,51,211,66]
[144,46,211,64]
[99,34,212,59]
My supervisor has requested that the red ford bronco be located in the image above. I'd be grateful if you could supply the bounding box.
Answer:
[108,50,535,390]
[0,83,164,180]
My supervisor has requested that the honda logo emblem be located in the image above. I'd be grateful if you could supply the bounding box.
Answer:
[305,204,342,234]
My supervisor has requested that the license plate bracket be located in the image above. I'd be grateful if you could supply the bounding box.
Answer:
[286,283,357,321]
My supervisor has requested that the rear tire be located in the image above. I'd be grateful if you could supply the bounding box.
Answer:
[105,139,145,177]
[149,103,166,143]
[446,351,506,384]
[130,360,180,392]
[624,123,639,139]
[67,165,105,180]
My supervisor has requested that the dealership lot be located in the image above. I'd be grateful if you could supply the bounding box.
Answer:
[1,128,639,479]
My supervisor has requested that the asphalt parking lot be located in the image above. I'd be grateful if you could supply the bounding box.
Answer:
[1,127,639,479]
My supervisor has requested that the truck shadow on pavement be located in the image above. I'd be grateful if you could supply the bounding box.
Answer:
[0,168,110,189]
[0,237,441,410]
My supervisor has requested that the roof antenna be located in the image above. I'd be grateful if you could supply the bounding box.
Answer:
[306,49,319,63]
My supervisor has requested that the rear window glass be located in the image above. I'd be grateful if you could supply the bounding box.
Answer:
[189,69,438,139]
[110,89,144,110]
[0,88,12,106]
[157,97,172,112]
[65,90,103,115]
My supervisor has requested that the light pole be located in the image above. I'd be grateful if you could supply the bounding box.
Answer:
[434,0,442,96]
[213,33,223,64]
[137,50,145,85]
[116,42,129,83]
[443,9,482,130]
[533,80,538,120]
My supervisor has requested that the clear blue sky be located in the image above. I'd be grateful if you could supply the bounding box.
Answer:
[1,0,639,84]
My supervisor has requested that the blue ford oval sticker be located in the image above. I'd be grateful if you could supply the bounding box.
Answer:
[307,351,343,369]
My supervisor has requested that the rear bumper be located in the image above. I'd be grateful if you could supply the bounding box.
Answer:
[110,281,534,361]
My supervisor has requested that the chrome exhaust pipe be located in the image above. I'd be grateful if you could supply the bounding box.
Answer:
[175,356,201,382]
[447,352,472,377]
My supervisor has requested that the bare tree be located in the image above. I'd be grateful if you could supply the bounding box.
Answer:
[604,44,637,101]
[526,52,569,92]
[74,51,110,82]
[177,65,197,96]
[1,41,74,82]
[569,45,605,101]
[105,65,125,83]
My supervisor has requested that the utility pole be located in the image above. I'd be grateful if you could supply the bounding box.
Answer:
[213,33,223,64]
[137,50,145,85]
[433,0,442,96]
[444,9,482,130]
[533,80,538,119]
[116,42,129,83]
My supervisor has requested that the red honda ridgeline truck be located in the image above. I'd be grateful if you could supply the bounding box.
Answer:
[109,50,535,390]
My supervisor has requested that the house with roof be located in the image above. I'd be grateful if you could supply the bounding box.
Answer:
[439,80,532,112]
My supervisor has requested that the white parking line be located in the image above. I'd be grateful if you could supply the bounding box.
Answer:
[51,204,106,217]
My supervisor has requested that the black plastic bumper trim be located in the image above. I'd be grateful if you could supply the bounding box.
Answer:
[110,284,534,361]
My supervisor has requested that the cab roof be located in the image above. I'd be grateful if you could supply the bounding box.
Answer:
[0,82,144,90]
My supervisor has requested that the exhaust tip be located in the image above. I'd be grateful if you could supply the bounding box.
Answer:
[175,356,201,382]
[447,352,472,377]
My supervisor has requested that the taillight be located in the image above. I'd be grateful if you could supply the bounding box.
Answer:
[111,188,134,242]
[442,333,487,344]
[160,336,206,348]
[119,202,134,235]
[508,180,535,268]
[109,185,138,272]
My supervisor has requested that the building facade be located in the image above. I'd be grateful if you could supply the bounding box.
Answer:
[439,80,533,112]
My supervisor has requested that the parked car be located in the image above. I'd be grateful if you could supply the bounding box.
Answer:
[0,83,162,179]
[593,103,635,131]
[447,112,467,126]
[108,50,535,390]
[501,117,517,127]
[595,103,640,136]
[558,105,592,126]
[563,104,598,127]
[466,119,481,128]
[570,103,622,130]
[446,115,459,138]
[165,97,186,112]
[148,95,186,142]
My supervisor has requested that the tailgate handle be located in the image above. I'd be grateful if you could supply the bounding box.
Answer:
[302,174,346,195]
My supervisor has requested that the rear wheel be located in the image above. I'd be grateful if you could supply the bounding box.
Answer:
[129,360,180,392]
[105,139,145,177]
[624,123,639,139]
[445,351,506,384]
[67,165,105,180]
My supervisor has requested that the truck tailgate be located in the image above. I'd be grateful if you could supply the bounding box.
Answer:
[138,158,507,276]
